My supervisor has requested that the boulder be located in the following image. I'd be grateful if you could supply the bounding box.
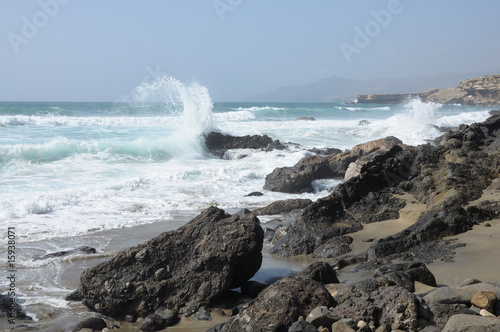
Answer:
[306,306,338,328]
[442,314,500,332]
[72,317,107,332]
[423,282,500,305]
[221,276,335,332]
[471,291,497,313]
[204,131,277,157]
[140,314,167,331]
[331,285,421,332]
[373,262,437,292]
[79,207,264,318]
[301,262,339,284]
[288,320,318,332]
[263,166,316,193]
[427,303,476,328]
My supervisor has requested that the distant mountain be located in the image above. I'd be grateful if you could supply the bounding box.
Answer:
[244,71,500,102]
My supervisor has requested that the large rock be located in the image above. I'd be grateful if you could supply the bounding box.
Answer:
[373,262,437,292]
[331,284,422,332]
[205,131,282,157]
[441,314,500,332]
[221,276,335,332]
[79,207,264,318]
[263,137,403,193]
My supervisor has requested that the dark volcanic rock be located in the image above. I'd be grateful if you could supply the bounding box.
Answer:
[73,317,107,332]
[331,284,422,331]
[373,262,437,292]
[301,262,339,284]
[34,246,97,261]
[205,131,280,157]
[140,314,167,331]
[0,294,31,321]
[288,320,318,332]
[252,199,313,215]
[79,207,264,318]
[221,276,335,332]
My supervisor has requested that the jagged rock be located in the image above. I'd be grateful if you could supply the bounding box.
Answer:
[270,225,360,258]
[331,284,421,332]
[34,246,97,261]
[306,306,339,328]
[140,314,167,331]
[192,306,211,321]
[252,199,313,215]
[79,207,264,318]
[442,314,500,332]
[373,262,437,292]
[221,276,335,332]
[301,262,339,284]
[205,131,278,157]
[288,320,318,332]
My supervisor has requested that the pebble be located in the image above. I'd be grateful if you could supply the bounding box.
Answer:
[480,308,496,317]
[357,320,367,328]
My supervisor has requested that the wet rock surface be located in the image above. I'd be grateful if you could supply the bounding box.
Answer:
[79,206,264,318]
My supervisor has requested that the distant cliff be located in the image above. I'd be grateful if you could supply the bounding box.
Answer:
[357,74,500,106]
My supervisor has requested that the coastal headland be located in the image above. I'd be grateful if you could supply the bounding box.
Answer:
[357,74,500,106]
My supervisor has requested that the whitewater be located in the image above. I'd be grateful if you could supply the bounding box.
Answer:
[0,76,494,324]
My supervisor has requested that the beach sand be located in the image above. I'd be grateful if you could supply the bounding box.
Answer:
[428,178,500,286]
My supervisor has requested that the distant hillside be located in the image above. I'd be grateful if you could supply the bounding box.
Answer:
[244,71,499,102]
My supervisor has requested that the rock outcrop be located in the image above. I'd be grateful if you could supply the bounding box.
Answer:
[269,112,500,265]
[263,136,403,194]
[357,74,500,106]
[79,207,264,318]
[204,131,285,157]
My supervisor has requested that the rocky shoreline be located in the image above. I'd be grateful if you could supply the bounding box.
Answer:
[3,112,500,331]
[357,75,500,106]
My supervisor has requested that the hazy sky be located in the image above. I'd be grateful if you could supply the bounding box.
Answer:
[1,0,499,101]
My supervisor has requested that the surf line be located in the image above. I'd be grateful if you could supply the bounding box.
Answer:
[6,227,17,324]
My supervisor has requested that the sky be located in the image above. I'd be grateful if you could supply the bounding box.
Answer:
[0,0,499,102]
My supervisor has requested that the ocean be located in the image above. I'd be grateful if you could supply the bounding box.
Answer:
[0,76,494,326]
